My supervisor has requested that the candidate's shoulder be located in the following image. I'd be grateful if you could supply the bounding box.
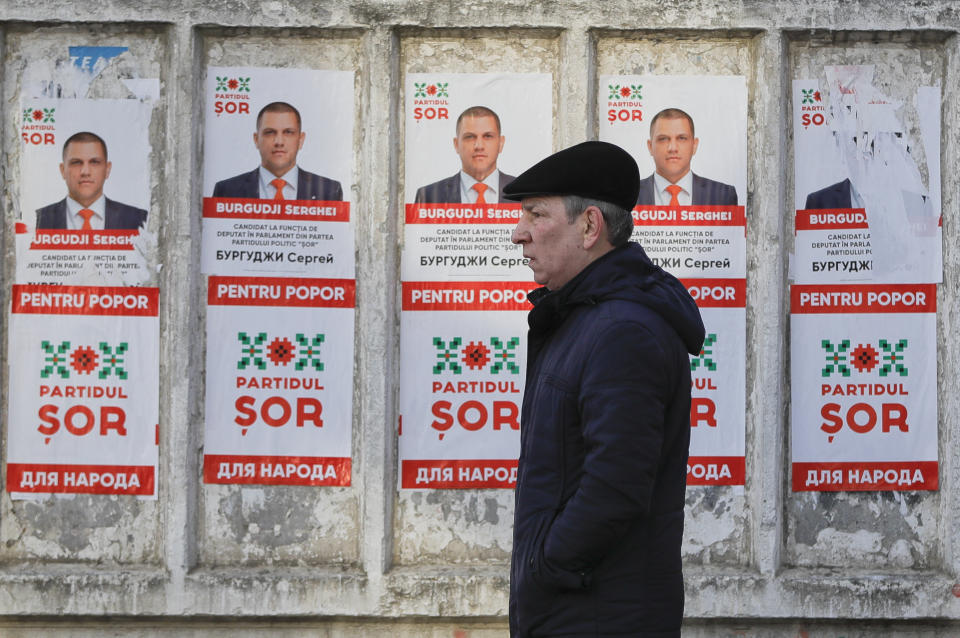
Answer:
[105,197,148,230]
[297,169,343,201]
[804,178,851,209]
[414,173,460,204]
[635,173,656,206]
[692,173,738,206]
[35,199,68,229]
[212,168,259,197]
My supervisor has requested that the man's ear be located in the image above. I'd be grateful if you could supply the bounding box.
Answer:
[581,205,605,249]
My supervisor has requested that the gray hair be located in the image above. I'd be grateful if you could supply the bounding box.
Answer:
[562,195,633,247]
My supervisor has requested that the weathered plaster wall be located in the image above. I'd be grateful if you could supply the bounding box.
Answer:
[0,1,957,636]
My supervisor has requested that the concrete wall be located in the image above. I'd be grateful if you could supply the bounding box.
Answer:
[0,1,958,635]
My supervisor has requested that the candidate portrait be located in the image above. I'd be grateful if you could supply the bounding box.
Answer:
[35,131,148,230]
[414,105,515,204]
[636,107,739,207]
[213,101,343,202]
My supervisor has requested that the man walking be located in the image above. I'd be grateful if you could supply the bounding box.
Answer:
[505,141,705,637]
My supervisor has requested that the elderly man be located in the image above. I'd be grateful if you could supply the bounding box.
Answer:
[505,141,705,637]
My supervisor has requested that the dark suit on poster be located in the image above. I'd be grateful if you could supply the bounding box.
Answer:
[804,178,853,209]
[213,168,343,201]
[636,172,738,206]
[36,198,148,230]
[414,172,516,204]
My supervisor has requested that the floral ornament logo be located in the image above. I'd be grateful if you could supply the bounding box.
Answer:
[216,76,251,92]
[690,333,717,372]
[267,337,296,366]
[850,343,879,373]
[414,81,449,98]
[609,84,642,100]
[23,107,55,123]
[432,337,520,375]
[801,88,822,104]
[237,332,325,371]
[821,338,908,378]
[40,341,128,379]
[821,339,851,377]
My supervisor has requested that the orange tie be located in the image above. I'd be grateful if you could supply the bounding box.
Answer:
[666,184,683,208]
[472,183,488,204]
[271,178,287,201]
[78,208,95,230]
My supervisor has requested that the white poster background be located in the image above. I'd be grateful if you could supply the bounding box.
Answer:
[686,301,746,486]
[398,308,527,488]
[403,73,552,203]
[203,279,354,485]
[792,69,942,284]
[790,284,937,491]
[598,75,747,206]
[7,287,159,498]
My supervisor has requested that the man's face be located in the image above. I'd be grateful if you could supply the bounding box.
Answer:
[453,115,505,181]
[511,196,589,291]
[254,110,305,177]
[647,116,699,183]
[59,140,111,208]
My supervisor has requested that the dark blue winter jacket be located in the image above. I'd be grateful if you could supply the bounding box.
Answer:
[509,242,705,637]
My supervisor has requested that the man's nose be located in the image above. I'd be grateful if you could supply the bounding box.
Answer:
[511,221,528,244]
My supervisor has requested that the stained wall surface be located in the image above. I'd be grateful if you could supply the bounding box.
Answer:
[0,1,958,636]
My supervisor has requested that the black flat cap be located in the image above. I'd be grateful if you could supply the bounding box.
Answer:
[502,141,640,211]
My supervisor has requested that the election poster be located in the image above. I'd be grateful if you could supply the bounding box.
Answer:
[398,282,536,488]
[201,67,354,277]
[792,66,942,284]
[6,285,159,498]
[599,75,747,486]
[203,277,354,486]
[201,66,356,486]
[16,98,157,286]
[398,73,551,489]
[790,284,937,491]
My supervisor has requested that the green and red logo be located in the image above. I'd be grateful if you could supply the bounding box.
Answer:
[821,339,907,378]
[414,82,449,98]
[432,336,520,375]
[690,333,717,372]
[801,88,822,104]
[609,84,642,100]
[238,332,324,371]
[41,340,128,379]
[215,76,251,92]
[23,107,55,123]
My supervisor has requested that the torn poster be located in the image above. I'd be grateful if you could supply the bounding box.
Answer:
[793,65,941,284]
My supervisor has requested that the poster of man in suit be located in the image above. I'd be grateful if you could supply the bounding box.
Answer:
[211,101,343,202]
[16,97,155,285]
[402,73,551,282]
[413,105,514,205]
[599,74,747,212]
[36,130,147,230]
[201,67,354,278]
